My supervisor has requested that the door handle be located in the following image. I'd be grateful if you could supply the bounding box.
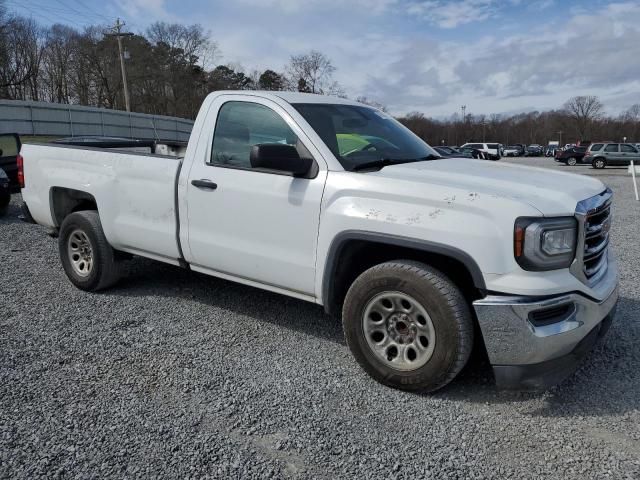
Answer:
[191,179,218,190]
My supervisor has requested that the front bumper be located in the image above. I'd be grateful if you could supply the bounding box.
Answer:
[473,269,618,390]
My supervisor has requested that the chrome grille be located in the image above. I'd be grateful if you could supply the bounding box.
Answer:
[571,189,613,285]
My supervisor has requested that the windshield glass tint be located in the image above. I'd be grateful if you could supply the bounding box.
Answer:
[292,103,438,170]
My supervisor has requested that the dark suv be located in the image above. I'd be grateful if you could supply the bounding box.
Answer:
[585,142,640,169]
[554,146,587,165]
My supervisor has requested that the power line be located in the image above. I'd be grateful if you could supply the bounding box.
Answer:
[73,0,116,22]
[7,0,115,27]
[5,2,91,28]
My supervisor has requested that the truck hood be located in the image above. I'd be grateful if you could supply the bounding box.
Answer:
[370,158,606,216]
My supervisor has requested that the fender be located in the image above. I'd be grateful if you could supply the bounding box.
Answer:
[322,230,487,314]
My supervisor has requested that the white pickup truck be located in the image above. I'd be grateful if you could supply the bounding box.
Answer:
[19,91,618,391]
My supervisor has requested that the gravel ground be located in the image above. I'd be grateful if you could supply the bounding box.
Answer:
[1,157,639,479]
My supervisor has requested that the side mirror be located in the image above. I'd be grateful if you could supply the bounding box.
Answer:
[250,144,312,177]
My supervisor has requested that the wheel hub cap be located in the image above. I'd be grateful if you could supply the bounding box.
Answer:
[67,229,93,277]
[363,291,436,371]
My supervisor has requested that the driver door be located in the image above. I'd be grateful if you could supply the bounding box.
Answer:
[183,96,327,297]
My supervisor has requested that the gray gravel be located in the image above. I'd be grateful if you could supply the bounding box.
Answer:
[1,157,639,479]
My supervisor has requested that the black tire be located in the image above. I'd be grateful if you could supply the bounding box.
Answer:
[592,157,606,169]
[0,192,9,216]
[58,211,122,291]
[342,260,474,392]
[567,157,577,166]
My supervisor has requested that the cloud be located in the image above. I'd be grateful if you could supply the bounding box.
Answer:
[107,0,640,117]
[356,1,640,115]
[406,0,498,28]
[114,0,169,19]
[235,0,397,15]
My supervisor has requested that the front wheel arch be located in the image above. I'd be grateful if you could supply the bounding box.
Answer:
[322,231,485,317]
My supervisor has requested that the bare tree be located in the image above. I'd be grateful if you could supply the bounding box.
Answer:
[41,24,77,103]
[286,50,341,95]
[563,96,604,140]
[146,22,217,68]
[623,104,640,122]
[0,14,44,99]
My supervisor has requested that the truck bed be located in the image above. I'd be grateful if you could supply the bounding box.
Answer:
[21,143,184,265]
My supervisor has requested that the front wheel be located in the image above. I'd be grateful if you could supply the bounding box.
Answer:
[342,260,474,392]
[58,211,122,291]
[567,157,577,166]
[592,158,606,169]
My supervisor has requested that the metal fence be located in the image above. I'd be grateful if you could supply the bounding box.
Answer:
[0,100,194,142]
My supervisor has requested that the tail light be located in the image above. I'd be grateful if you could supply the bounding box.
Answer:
[17,153,24,188]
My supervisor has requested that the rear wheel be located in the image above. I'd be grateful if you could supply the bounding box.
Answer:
[58,211,122,291]
[0,193,9,216]
[592,157,606,169]
[342,260,474,392]
[567,157,577,166]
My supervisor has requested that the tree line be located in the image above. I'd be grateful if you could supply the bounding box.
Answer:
[397,97,640,147]
[1,2,638,145]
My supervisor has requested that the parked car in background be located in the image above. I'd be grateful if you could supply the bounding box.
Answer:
[456,146,486,159]
[433,146,460,157]
[555,146,587,166]
[503,146,520,157]
[513,144,526,156]
[0,133,21,190]
[525,144,544,156]
[545,146,559,157]
[0,168,10,216]
[460,142,501,160]
[585,142,640,169]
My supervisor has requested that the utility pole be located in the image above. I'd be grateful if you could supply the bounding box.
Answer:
[557,130,563,146]
[461,105,466,143]
[105,19,134,112]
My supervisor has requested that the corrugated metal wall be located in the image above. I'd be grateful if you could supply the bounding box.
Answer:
[0,100,194,142]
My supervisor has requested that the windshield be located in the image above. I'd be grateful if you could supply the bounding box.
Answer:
[292,103,439,171]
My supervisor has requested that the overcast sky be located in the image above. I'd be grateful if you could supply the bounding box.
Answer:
[9,0,640,117]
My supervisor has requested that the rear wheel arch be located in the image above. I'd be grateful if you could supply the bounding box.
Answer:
[50,187,98,226]
[322,231,486,317]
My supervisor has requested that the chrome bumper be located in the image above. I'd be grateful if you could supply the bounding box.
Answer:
[473,259,618,371]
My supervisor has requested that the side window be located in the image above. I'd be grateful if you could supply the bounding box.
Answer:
[604,144,619,153]
[210,101,298,168]
[590,143,603,152]
[621,144,637,153]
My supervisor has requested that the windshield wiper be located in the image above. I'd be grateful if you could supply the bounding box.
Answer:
[351,155,441,172]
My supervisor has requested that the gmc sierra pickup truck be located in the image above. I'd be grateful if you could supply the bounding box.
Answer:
[19,91,618,392]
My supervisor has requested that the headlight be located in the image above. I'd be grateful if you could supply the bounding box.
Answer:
[514,217,577,271]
